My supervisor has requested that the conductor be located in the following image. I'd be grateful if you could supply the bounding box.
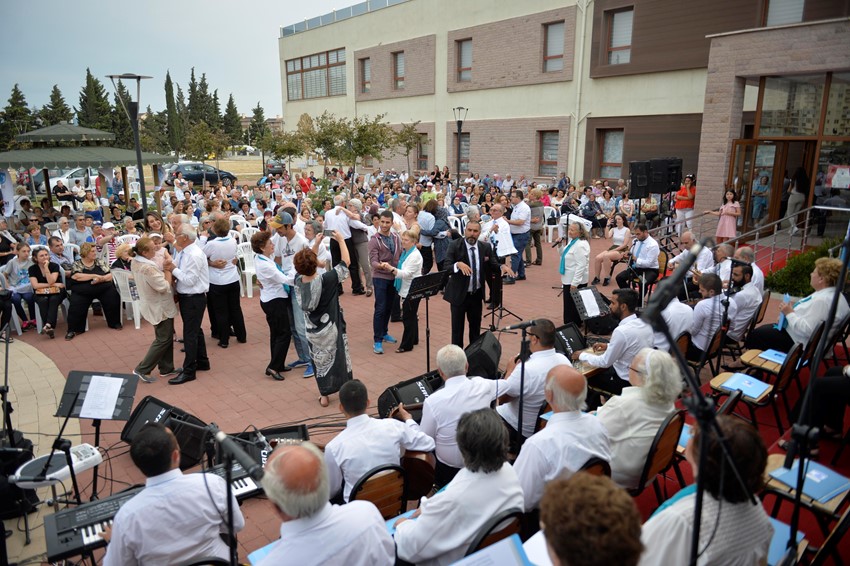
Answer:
[443,220,513,347]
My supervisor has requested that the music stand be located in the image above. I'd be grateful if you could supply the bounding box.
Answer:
[406,270,450,373]
[57,371,138,500]
[569,286,611,338]
[484,268,521,330]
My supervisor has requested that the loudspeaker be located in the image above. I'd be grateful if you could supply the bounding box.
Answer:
[465,330,502,379]
[629,161,650,199]
[666,157,682,193]
[121,396,209,470]
[0,435,38,520]
[377,371,443,420]
[649,159,670,194]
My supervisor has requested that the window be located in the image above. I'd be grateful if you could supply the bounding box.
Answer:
[457,132,470,173]
[393,51,405,90]
[417,134,429,171]
[285,48,346,101]
[539,131,559,176]
[544,22,565,72]
[766,0,804,26]
[599,130,624,179]
[607,8,633,65]
[360,58,371,93]
[457,39,472,82]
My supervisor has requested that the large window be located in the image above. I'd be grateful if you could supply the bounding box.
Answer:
[758,75,825,137]
[393,51,405,90]
[825,73,850,137]
[607,8,633,65]
[457,39,472,82]
[599,129,624,179]
[417,134,429,171]
[539,131,559,176]
[765,0,804,26]
[285,48,346,101]
[544,22,565,73]
[457,132,470,174]
[360,58,371,93]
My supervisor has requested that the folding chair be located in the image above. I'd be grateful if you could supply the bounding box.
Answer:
[349,464,406,520]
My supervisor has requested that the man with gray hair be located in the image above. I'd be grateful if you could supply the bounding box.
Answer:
[324,194,369,295]
[257,443,394,566]
[513,365,611,511]
[164,224,211,384]
[398,344,501,486]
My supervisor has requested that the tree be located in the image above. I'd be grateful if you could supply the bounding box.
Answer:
[187,67,201,125]
[76,68,112,132]
[40,85,73,126]
[0,84,32,149]
[222,94,242,145]
[260,129,306,172]
[394,121,423,175]
[140,106,170,154]
[176,84,189,155]
[111,80,134,149]
[184,121,228,185]
[164,71,184,155]
[346,114,396,177]
[312,112,351,174]
[209,89,222,131]
[246,102,267,146]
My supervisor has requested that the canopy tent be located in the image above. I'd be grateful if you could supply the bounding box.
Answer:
[14,123,116,144]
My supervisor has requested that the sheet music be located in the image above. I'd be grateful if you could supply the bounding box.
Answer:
[80,375,121,419]
[579,289,601,318]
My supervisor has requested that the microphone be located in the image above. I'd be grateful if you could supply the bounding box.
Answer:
[642,238,709,328]
[500,320,537,332]
[212,425,265,482]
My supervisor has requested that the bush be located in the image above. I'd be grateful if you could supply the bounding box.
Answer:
[765,238,841,296]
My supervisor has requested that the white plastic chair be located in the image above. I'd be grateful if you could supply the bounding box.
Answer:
[111,270,141,329]
[544,206,560,242]
[448,216,462,233]
[228,230,241,242]
[230,215,248,230]
[66,243,81,259]
[0,277,23,336]
[236,242,256,298]
[241,227,260,243]
[34,270,72,334]
[116,234,140,246]
[44,222,59,233]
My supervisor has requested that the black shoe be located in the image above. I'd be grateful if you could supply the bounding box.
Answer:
[218,342,228,349]
[237,338,247,344]
[352,290,366,296]
[65,331,76,341]
[168,373,196,385]
[109,323,123,330]
[503,277,516,285]
[197,363,211,372]
[591,277,600,285]
[390,317,403,323]
[265,368,287,381]
[603,277,611,286]
[516,275,527,281]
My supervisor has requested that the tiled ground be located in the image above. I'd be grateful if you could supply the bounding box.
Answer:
[5,235,789,563]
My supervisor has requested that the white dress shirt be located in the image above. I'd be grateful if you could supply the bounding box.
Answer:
[729,282,762,341]
[786,286,850,346]
[630,236,660,269]
[325,414,435,502]
[509,200,531,234]
[103,469,243,566]
[479,217,517,258]
[394,463,524,566]
[324,207,369,238]
[691,295,737,351]
[714,258,732,283]
[254,254,294,302]
[595,387,676,489]
[668,245,714,276]
[559,238,590,287]
[513,411,611,511]
[202,236,239,285]
[639,492,773,566]
[410,375,500,468]
[497,349,571,438]
[579,314,653,381]
[751,262,765,293]
[256,501,394,566]
[653,298,694,351]
[171,241,210,295]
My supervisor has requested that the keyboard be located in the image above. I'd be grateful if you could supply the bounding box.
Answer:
[204,462,262,501]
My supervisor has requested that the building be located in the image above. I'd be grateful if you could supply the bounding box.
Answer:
[239,114,285,136]
[279,0,849,221]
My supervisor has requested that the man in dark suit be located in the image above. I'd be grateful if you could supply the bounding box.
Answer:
[443,220,514,347]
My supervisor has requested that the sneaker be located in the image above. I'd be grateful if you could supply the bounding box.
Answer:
[133,369,157,384]
[382,334,397,344]
[286,359,310,369]
[160,367,183,378]
[303,363,315,378]
[374,342,384,354]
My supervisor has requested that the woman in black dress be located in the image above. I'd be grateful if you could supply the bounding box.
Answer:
[28,247,65,338]
[66,242,122,340]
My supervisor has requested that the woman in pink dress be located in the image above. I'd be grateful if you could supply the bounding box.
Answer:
[706,190,740,243]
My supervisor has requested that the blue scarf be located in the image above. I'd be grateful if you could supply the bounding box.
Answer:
[558,238,578,275]
[394,247,415,293]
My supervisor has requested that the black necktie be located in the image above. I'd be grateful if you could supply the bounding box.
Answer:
[470,245,478,293]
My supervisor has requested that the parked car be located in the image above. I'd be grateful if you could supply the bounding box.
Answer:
[265,160,286,176]
[30,167,100,193]
[165,162,237,187]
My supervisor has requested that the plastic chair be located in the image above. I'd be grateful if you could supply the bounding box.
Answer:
[66,243,81,259]
[348,464,406,520]
[628,409,685,504]
[236,242,256,298]
[463,508,523,557]
[543,206,559,242]
[0,276,23,336]
[44,222,59,233]
[34,270,72,334]
[227,229,241,242]
[230,215,248,230]
[111,270,141,329]
[448,216,462,233]
[240,227,260,243]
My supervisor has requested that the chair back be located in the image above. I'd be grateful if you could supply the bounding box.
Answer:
[44,222,59,233]
[811,504,850,566]
[798,321,825,370]
[401,451,436,501]
[228,229,241,241]
[754,290,771,325]
[348,464,406,519]
[237,242,256,272]
[543,206,558,219]
[717,389,743,416]
[675,332,691,361]
[111,270,136,303]
[631,409,685,495]
[464,508,524,557]
[448,216,462,233]
[174,557,230,566]
[241,227,260,243]
[116,234,140,246]
[66,243,80,259]
[774,343,804,393]
[578,457,612,477]
[656,250,668,280]
[230,215,248,229]
[30,244,48,255]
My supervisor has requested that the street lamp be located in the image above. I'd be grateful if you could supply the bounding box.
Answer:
[452,106,468,189]
[107,73,152,217]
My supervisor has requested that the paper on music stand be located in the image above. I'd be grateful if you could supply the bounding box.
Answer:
[579,289,601,318]
[80,375,122,419]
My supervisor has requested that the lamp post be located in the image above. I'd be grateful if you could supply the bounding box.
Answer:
[452,106,468,189]
[107,73,152,217]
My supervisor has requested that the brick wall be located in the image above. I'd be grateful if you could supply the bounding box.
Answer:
[446,7,576,93]
[354,35,436,101]
[365,122,436,176]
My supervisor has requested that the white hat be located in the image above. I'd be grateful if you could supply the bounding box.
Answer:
[102,222,115,229]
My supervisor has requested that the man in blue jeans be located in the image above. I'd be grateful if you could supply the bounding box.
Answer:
[507,189,531,282]
[368,211,401,354]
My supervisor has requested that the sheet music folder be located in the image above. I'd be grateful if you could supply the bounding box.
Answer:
[407,270,450,302]
[56,370,139,421]
[569,285,610,322]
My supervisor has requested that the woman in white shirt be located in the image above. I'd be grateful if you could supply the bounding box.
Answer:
[52,217,72,244]
[203,217,246,348]
[389,230,424,353]
[596,348,682,489]
[556,221,590,325]
[592,213,632,286]
[251,230,295,381]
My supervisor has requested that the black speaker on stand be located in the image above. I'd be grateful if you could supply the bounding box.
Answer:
[629,161,651,200]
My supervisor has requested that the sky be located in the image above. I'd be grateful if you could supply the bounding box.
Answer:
[2,0,339,119]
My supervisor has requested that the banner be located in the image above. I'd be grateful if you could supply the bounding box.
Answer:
[0,170,16,218]
[826,164,850,190]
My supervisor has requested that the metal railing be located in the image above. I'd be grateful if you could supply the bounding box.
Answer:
[280,0,410,37]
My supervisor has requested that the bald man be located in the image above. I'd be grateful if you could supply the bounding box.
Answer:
[513,365,611,511]
[733,246,764,293]
[257,443,394,566]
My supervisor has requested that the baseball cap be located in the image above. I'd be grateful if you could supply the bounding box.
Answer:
[93,220,103,226]
[102,222,115,229]
[269,211,294,228]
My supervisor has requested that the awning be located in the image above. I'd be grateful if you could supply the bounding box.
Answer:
[15,123,116,144]
[0,146,172,170]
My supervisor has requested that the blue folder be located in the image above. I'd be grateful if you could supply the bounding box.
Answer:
[768,518,805,566]
[769,459,850,503]
[678,424,692,450]
[248,540,277,565]
[759,349,787,364]
[454,534,533,566]
[386,509,417,535]
[720,372,771,399]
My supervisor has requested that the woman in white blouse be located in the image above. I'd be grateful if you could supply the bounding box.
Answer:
[596,348,682,489]
[592,213,632,287]
[52,216,72,244]
[251,230,295,381]
[389,230,423,353]
[556,221,590,325]
[203,217,246,348]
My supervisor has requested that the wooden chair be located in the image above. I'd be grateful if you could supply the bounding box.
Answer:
[401,451,435,501]
[463,508,524,557]
[348,464,406,519]
[644,250,668,298]
[688,327,724,377]
[578,456,611,477]
[710,343,803,434]
[675,331,691,361]
[723,290,770,363]
[828,312,850,367]
[534,402,553,433]
[810,503,850,566]
[793,321,827,396]
[628,409,685,504]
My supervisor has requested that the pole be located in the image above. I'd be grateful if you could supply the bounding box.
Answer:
[455,119,462,191]
[129,101,148,218]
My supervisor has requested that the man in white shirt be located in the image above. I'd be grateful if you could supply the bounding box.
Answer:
[325,379,434,503]
[687,273,737,362]
[399,344,501,487]
[496,319,570,450]
[653,297,694,352]
[513,364,611,511]
[478,203,516,272]
[164,225,211,384]
[729,264,762,342]
[257,442,394,566]
[667,231,714,300]
[323,194,370,295]
[102,423,243,565]
[734,246,764,293]
[712,243,734,287]
[507,190,531,281]
[616,224,660,296]
[574,288,653,403]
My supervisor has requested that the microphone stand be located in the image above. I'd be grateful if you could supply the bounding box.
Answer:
[779,232,850,563]
[516,327,531,450]
[1,322,15,447]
